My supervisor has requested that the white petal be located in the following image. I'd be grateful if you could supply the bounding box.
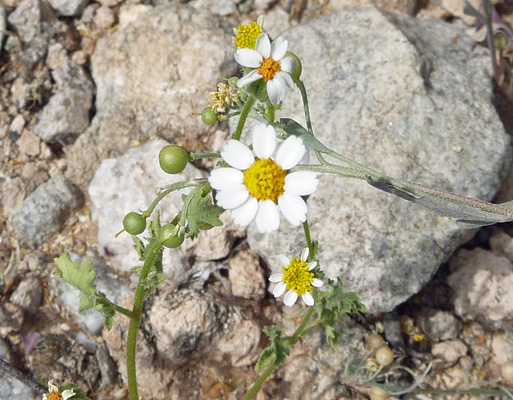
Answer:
[284,290,298,306]
[308,261,318,270]
[256,199,280,233]
[252,123,277,159]
[275,135,305,170]
[302,292,314,306]
[280,56,296,73]
[221,140,254,170]
[300,247,309,262]
[269,273,283,282]
[270,36,288,61]
[62,389,76,400]
[274,70,294,90]
[273,282,287,297]
[235,48,262,68]
[267,78,286,105]
[255,33,271,58]
[209,168,243,190]
[231,196,258,226]
[312,278,323,288]
[277,254,290,266]
[237,69,263,88]
[284,171,319,196]
[216,185,249,209]
[278,192,307,226]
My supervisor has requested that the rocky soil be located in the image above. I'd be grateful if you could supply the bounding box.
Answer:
[1,0,513,399]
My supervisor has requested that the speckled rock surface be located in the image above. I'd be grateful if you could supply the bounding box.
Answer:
[66,3,236,188]
[246,5,511,313]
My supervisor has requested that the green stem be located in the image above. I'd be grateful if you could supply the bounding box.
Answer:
[289,307,315,344]
[126,239,163,400]
[241,364,274,400]
[112,304,133,318]
[302,220,313,254]
[242,308,316,400]
[189,152,220,160]
[143,180,204,218]
[297,80,314,135]
[267,102,276,125]
[233,95,256,140]
[291,163,368,180]
[297,79,328,164]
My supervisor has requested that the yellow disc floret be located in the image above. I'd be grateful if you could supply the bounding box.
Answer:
[235,21,263,49]
[258,58,281,82]
[45,394,64,400]
[243,158,286,202]
[282,257,314,296]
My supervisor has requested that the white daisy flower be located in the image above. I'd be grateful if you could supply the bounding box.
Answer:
[235,33,296,104]
[42,379,75,400]
[208,123,318,233]
[269,247,324,307]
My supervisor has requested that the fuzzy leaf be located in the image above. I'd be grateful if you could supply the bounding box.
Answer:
[182,188,223,239]
[315,279,366,345]
[255,326,291,371]
[54,254,96,310]
[54,253,117,330]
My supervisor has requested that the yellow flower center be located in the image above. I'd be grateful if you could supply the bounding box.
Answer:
[282,257,314,296]
[235,21,263,49]
[243,158,286,202]
[258,58,281,82]
[45,393,63,400]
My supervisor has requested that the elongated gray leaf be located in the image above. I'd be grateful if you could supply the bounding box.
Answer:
[367,176,513,228]
[281,117,513,228]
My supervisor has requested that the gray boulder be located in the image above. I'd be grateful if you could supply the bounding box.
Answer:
[13,175,83,245]
[247,5,511,313]
[66,3,237,188]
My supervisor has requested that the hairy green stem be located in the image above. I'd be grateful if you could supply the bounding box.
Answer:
[291,163,369,180]
[242,307,316,400]
[303,220,313,253]
[297,80,314,135]
[112,304,133,318]
[189,152,220,160]
[143,180,205,218]
[127,239,163,400]
[233,95,256,140]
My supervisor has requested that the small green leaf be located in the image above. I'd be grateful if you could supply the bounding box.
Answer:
[54,254,117,330]
[132,235,146,259]
[182,187,223,239]
[55,254,97,309]
[140,271,166,298]
[59,383,91,400]
[314,279,366,345]
[255,326,292,371]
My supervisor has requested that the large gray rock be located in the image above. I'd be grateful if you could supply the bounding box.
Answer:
[103,285,260,399]
[13,175,83,245]
[0,375,34,400]
[35,87,92,142]
[448,248,513,329]
[66,3,237,188]
[88,138,243,284]
[36,55,94,142]
[247,6,512,313]
[7,0,47,43]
